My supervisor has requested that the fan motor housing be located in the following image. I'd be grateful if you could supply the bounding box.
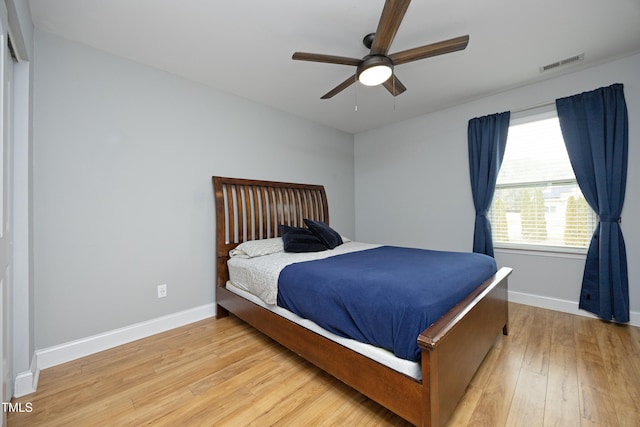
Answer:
[357,55,394,76]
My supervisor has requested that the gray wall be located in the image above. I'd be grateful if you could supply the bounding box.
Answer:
[33,30,355,349]
[355,53,640,317]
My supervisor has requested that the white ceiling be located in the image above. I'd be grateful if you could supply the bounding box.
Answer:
[28,0,640,134]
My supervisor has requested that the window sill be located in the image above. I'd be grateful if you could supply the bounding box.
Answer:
[494,243,587,259]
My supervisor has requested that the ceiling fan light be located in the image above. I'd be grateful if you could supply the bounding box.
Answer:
[359,65,393,86]
[357,55,393,86]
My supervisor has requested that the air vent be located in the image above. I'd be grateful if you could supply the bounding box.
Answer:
[539,53,584,73]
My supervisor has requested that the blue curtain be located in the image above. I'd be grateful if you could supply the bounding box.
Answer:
[468,111,510,257]
[556,83,629,322]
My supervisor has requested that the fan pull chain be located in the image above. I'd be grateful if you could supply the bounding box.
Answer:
[392,74,396,111]
[354,75,359,111]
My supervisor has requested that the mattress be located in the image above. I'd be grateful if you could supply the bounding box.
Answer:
[225,280,423,380]
[227,240,380,305]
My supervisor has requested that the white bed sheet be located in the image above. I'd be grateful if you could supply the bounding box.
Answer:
[225,281,422,380]
[227,241,380,305]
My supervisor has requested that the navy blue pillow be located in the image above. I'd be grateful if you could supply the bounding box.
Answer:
[280,225,328,253]
[304,219,343,249]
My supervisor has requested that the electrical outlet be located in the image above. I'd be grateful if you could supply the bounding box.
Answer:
[157,284,167,299]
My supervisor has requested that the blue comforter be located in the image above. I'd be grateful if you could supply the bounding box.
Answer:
[277,246,497,361]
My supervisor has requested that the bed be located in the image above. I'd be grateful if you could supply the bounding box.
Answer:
[213,176,511,426]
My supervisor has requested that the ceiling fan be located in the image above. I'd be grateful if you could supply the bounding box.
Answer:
[292,0,469,99]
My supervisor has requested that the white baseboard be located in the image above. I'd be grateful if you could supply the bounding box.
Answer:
[508,290,640,327]
[35,303,216,372]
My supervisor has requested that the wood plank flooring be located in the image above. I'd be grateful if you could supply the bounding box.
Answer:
[9,302,640,426]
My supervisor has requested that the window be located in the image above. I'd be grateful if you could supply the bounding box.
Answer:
[489,109,597,252]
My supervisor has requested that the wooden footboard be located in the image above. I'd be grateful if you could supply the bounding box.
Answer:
[419,267,510,426]
[212,176,511,426]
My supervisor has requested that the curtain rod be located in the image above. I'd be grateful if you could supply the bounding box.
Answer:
[511,100,555,114]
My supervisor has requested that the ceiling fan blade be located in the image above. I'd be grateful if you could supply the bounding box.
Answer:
[370,0,411,56]
[389,35,469,65]
[382,75,407,96]
[292,52,362,67]
[321,74,358,99]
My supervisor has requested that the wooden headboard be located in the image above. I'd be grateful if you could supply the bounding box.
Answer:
[212,176,329,286]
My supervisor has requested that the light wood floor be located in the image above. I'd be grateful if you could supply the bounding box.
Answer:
[9,302,640,426]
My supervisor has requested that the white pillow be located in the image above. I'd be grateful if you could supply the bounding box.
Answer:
[229,238,284,258]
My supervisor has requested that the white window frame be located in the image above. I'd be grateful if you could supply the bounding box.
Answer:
[490,104,596,255]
